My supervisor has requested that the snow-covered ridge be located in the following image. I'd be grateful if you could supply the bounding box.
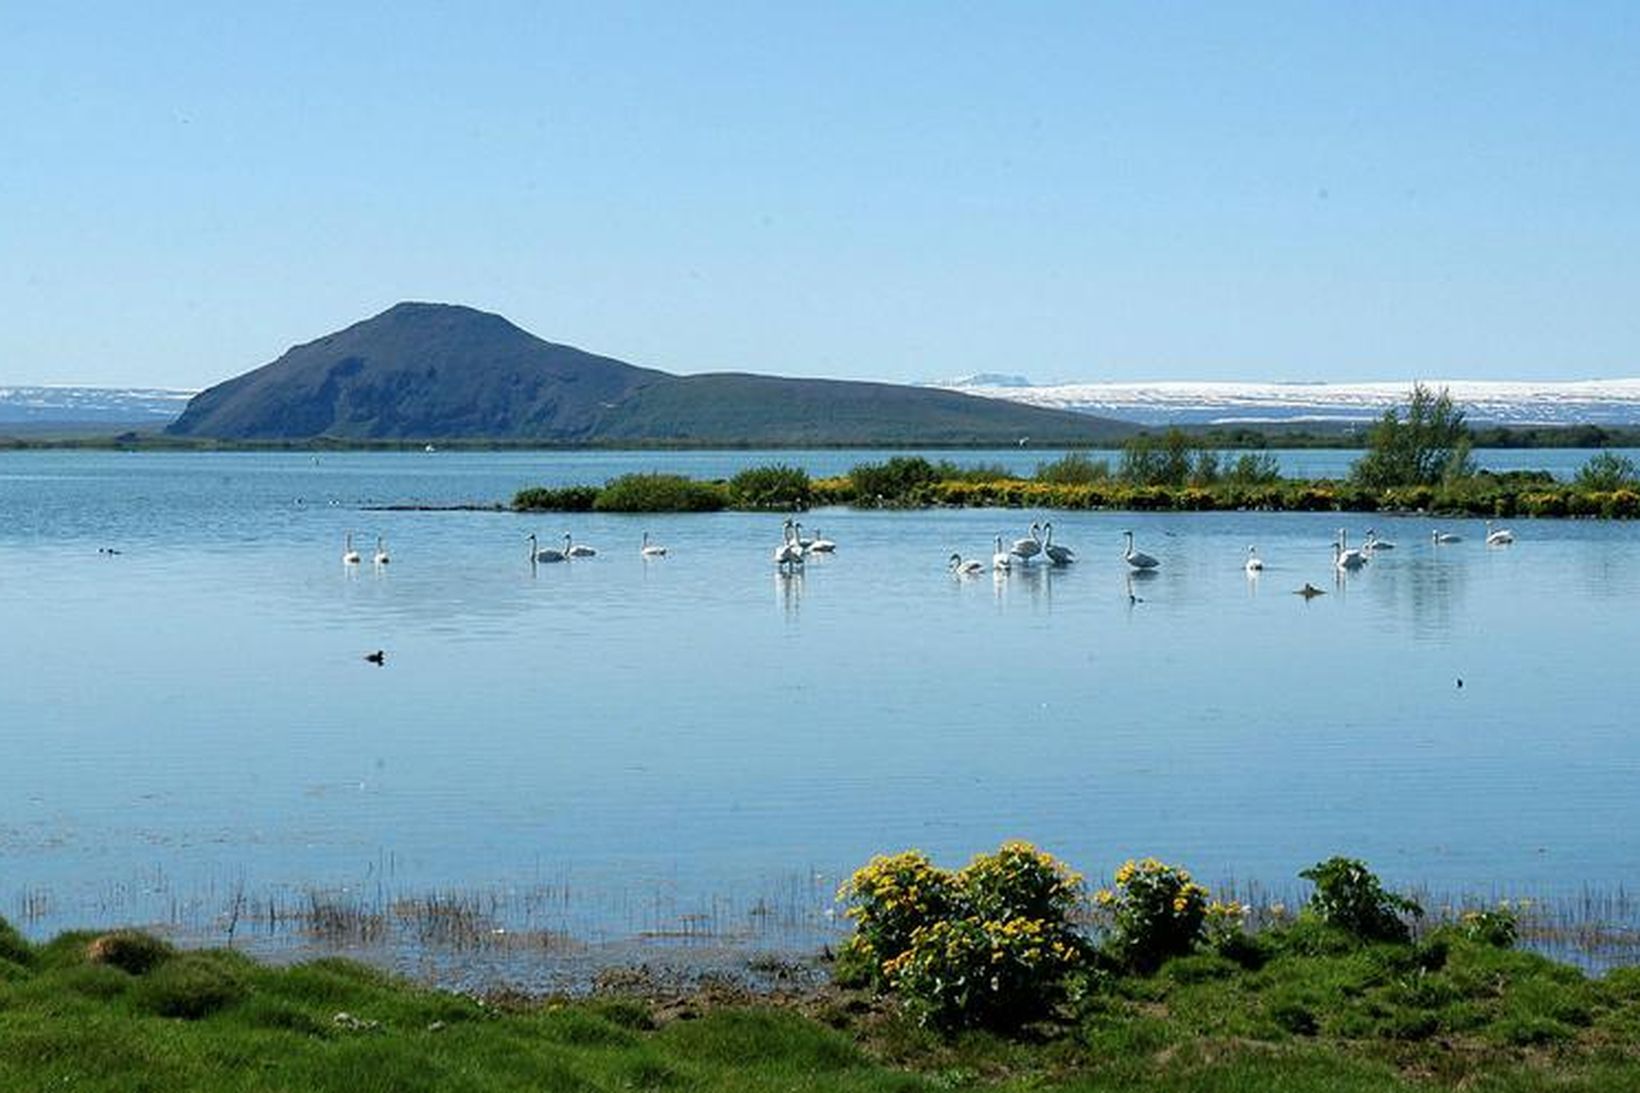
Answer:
[927,377,1640,427]
[0,385,195,424]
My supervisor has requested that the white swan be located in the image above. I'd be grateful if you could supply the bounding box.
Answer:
[1123,530,1159,570]
[1244,545,1264,572]
[1041,522,1076,566]
[1334,529,1368,570]
[1485,520,1515,546]
[1009,522,1043,564]
[792,522,817,553]
[1432,529,1462,544]
[948,552,983,577]
[373,535,390,566]
[640,531,668,557]
[774,522,805,573]
[807,528,836,553]
[527,533,566,563]
[991,535,1012,572]
[342,532,360,565]
[1363,528,1395,551]
[565,533,597,558]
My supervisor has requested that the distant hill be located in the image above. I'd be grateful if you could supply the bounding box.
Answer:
[166,303,1134,444]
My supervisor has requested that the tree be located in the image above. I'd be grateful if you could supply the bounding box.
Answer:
[1573,450,1639,492]
[1349,383,1475,489]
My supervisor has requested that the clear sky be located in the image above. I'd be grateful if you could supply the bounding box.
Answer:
[2,2,1637,389]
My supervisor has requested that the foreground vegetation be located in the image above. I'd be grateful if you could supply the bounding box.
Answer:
[7,845,1640,1091]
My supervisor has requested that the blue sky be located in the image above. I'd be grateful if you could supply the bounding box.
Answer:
[2,2,1636,388]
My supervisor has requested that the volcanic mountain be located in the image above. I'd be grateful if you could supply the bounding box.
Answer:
[165,303,1134,444]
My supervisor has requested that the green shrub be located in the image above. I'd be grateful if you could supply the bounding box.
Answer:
[1035,452,1112,485]
[0,916,30,967]
[85,930,174,976]
[1299,857,1422,944]
[848,457,940,505]
[592,473,725,513]
[1225,452,1282,486]
[726,464,812,510]
[1458,904,1520,949]
[884,915,1083,1030]
[512,485,599,511]
[1096,859,1210,973]
[133,952,248,1019]
[932,459,1017,483]
[1574,450,1640,492]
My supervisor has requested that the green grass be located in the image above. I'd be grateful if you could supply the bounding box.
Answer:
[3,919,1639,1091]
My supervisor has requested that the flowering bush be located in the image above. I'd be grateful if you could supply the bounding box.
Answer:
[1299,857,1422,943]
[958,841,1083,925]
[1096,858,1210,972]
[884,915,1085,1030]
[837,842,1089,1027]
[835,851,957,987]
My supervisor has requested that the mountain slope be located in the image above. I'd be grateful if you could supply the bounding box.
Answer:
[595,372,1130,444]
[167,303,666,440]
[167,303,1135,443]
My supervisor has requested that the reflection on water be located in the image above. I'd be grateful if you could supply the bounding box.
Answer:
[2,451,1640,971]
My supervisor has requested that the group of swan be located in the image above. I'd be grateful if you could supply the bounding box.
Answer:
[773,520,838,573]
[342,532,390,566]
[951,522,1079,575]
[1430,521,1514,546]
[526,532,598,564]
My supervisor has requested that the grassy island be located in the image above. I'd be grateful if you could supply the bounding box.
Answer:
[513,454,1640,518]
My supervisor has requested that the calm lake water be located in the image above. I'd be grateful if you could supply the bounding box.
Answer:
[2,449,1638,981]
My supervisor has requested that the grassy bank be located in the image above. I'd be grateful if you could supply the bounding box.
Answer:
[4,915,1640,1091]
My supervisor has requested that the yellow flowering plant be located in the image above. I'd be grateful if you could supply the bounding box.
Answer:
[1096,858,1210,972]
[836,842,1090,1025]
[834,850,957,987]
[883,915,1085,1030]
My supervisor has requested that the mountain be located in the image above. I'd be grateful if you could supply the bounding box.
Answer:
[166,303,1134,444]
[932,377,1640,427]
[166,303,665,440]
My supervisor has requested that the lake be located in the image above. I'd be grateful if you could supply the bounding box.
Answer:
[2,449,1637,985]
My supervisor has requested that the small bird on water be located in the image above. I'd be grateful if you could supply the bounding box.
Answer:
[1296,582,1326,599]
[364,650,386,666]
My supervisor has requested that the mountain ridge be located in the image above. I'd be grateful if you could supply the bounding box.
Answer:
[165,303,1134,444]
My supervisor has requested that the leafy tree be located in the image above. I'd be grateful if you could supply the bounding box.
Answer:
[1573,450,1640,492]
[726,464,811,509]
[1349,384,1475,488]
